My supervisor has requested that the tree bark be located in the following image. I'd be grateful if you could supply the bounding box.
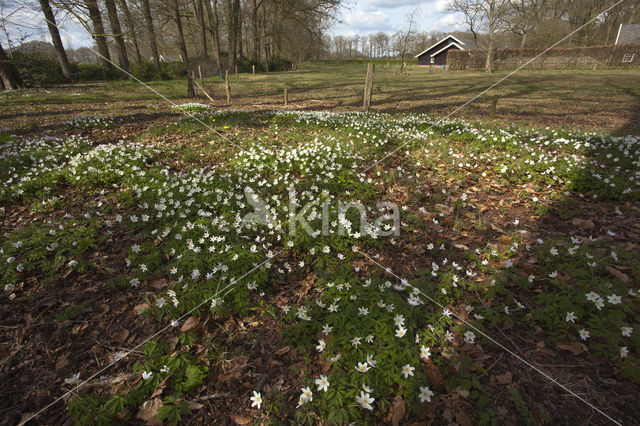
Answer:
[38,0,73,80]
[104,0,130,72]
[197,0,208,57]
[238,11,243,58]
[263,5,269,71]
[141,0,161,70]
[226,0,240,70]
[252,0,259,61]
[84,0,113,69]
[117,0,142,63]
[485,3,495,73]
[0,42,23,89]
[204,0,221,71]
[172,0,190,65]
[485,40,494,72]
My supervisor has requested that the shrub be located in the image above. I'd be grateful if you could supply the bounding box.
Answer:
[236,56,264,73]
[268,56,293,72]
[12,52,66,86]
[130,60,159,81]
[161,61,187,79]
[72,63,120,82]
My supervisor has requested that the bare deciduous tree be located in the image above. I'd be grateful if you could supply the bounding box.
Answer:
[104,0,129,71]
[450,0,512,72]
[117,0,142,63]
[38,0,73,79]
[84,0,113,68]
[140,0,161,69]
[0,41,23,89]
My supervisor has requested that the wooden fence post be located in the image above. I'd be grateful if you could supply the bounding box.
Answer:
[235,65,238,79]
[490,96,498,119]
[284,88,288,106]
[198,65,203,86]
[194,79,215,103]
[363,63,375,112]
[225,70,231,103]
[252,64,255,75]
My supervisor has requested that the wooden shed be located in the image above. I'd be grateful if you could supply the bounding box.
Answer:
[415,35,477,66]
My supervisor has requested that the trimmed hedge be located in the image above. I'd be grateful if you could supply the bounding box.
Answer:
[71,63,120,81]
[447,43,640,70]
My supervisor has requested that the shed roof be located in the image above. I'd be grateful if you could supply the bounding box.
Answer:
[430,41,464,57]
[615,23,640,45]
[415,35,477,58]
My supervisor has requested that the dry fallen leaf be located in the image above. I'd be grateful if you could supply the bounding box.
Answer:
[150,279,169,290]
[180,316,199,332]
[134,303,149,314]
[571,218,595,229]
[423,359,444,386]
[556,341,587,355]
[186,401,204,410]
[136,398,162,425]
[494,371,513,385]
[55,356,69,371]
[299,273,317,296]
[273,345,291,356]
[491,223,505,233]
[456,409,473,426]
[605,266,629,283]
[230,413,253,425]
[387,395,406,426]
[115,328,130,343]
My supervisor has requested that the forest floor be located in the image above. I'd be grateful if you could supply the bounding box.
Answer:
[0,65,639,425]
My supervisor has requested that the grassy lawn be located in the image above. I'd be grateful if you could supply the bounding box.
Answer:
[0,66,639,424]
[1,63,639,135]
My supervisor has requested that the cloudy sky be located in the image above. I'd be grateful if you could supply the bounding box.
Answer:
[0,0,465,49]
[332,0,465,37]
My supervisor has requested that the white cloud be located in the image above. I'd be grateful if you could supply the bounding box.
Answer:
[439,13,463,27]
[434,0,452,12]
[363,0,452,11]
[335,9,395,35]
[364,0,424,8]
[0,3,93,49]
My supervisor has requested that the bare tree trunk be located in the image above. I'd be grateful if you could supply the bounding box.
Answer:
[172,0,190,65]
[118,0,142,63]
[252,0,259,61]
[205,0,222,72]
[38,0,73,80]
[226,0,240,69]
[197,0,208,57]
[485,4,495,73]
[238,11,243,58]
[84,0,113,69]
[0,42,23,89]
[104,0,129,72]
[520,22,528,48]
[262,5,269,71]
[485,39,494,72]
[141,0,161,70]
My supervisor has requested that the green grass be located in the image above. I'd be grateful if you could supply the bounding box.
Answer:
[1,63,638,134]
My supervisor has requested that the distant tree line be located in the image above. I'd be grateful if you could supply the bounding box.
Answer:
[1,0,638,88]
[324,31,476,60]
[0,0,342,88]
[324,0,639,65]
